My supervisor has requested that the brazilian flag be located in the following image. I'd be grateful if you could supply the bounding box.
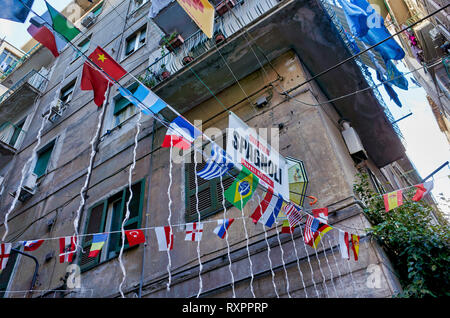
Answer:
[224,167,259,210]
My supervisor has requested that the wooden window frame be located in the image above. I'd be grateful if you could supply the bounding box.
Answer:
[184,138,238,223]
[79,179,146,273]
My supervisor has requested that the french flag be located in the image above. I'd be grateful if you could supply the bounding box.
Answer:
[213,218,235,239]
[23,240,44,252]
[162,116,202,150]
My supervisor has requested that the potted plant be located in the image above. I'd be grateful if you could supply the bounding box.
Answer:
[216,0,236,16]
[214,31,226,44]
[182,55,194,65]
[161,32,184,52]
[160,64,171,80]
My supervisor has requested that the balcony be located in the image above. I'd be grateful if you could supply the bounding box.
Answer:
[140,0,280,88]
[139,0,405,168]
[0,121,26,168]
[0,69,47,105]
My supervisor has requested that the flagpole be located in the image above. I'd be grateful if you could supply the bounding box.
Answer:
[421,161,449,183]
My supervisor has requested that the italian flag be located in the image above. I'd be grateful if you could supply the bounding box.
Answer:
[27,2,80,57]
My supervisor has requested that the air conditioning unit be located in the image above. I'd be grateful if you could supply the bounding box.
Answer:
[10,173,37,202]
[43,99,65,122]
[81,12,97,28]
[341,121,368,163]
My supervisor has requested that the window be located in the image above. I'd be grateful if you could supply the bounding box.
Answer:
[8,120,25,149]
[0,248,19,298]
[0,49,19,73]
[92,2,103,17]
[113,84,139,126]
[79,179,145,272]
[60,81,76,104]
[33,140,55,178]
[73,37,91,61]
[132,0,149,11]
[184,138,238,222]
[124,26,147,57]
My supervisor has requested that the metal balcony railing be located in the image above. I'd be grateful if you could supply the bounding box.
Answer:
[0,121,26,150]
[138,0,280,88]
[0,69,48,105]
[319,0,404,139]
[0,43,40,81]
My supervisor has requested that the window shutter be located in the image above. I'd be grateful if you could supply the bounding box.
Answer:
[34,142,55,178]
[0,249,18,297]
[80,202,106,271]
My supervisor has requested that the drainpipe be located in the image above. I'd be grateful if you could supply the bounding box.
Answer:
[11,248,39,298]
[138,118,157,298]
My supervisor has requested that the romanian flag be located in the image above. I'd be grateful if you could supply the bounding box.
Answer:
[224,166,259,210]
[383,190,403,212]
[88,233,108,257]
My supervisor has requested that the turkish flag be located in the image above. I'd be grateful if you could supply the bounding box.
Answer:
[81,46,127,107]
[125,230,146,246]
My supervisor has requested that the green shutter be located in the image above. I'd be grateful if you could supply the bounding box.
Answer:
[34,142,55,178]
[113,84,139,115]
[80,202,107,272]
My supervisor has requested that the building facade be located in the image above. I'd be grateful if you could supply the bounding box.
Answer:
[0,0,427,298]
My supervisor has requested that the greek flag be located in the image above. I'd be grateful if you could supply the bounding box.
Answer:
[198,143,234,180]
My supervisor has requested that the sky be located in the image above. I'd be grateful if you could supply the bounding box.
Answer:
[0,0,74,50]
[372,63,450,217]
[1,0,449,217]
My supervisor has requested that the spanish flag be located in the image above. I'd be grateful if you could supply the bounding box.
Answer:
[383,190,403,212]
[351,234,360,261]
[224,166,259,210]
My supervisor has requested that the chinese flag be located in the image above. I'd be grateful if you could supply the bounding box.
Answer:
[81,46,127,107]
[125,230,146,247]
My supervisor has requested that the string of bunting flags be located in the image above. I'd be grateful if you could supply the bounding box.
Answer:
[0,0,442,280]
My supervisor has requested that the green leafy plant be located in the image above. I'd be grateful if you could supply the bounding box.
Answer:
[354,173,450,297]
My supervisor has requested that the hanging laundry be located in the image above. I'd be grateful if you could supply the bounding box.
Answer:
[384,58,409,90]
[338,0,405,60]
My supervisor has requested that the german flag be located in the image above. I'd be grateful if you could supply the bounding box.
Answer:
[306,220,333,249]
